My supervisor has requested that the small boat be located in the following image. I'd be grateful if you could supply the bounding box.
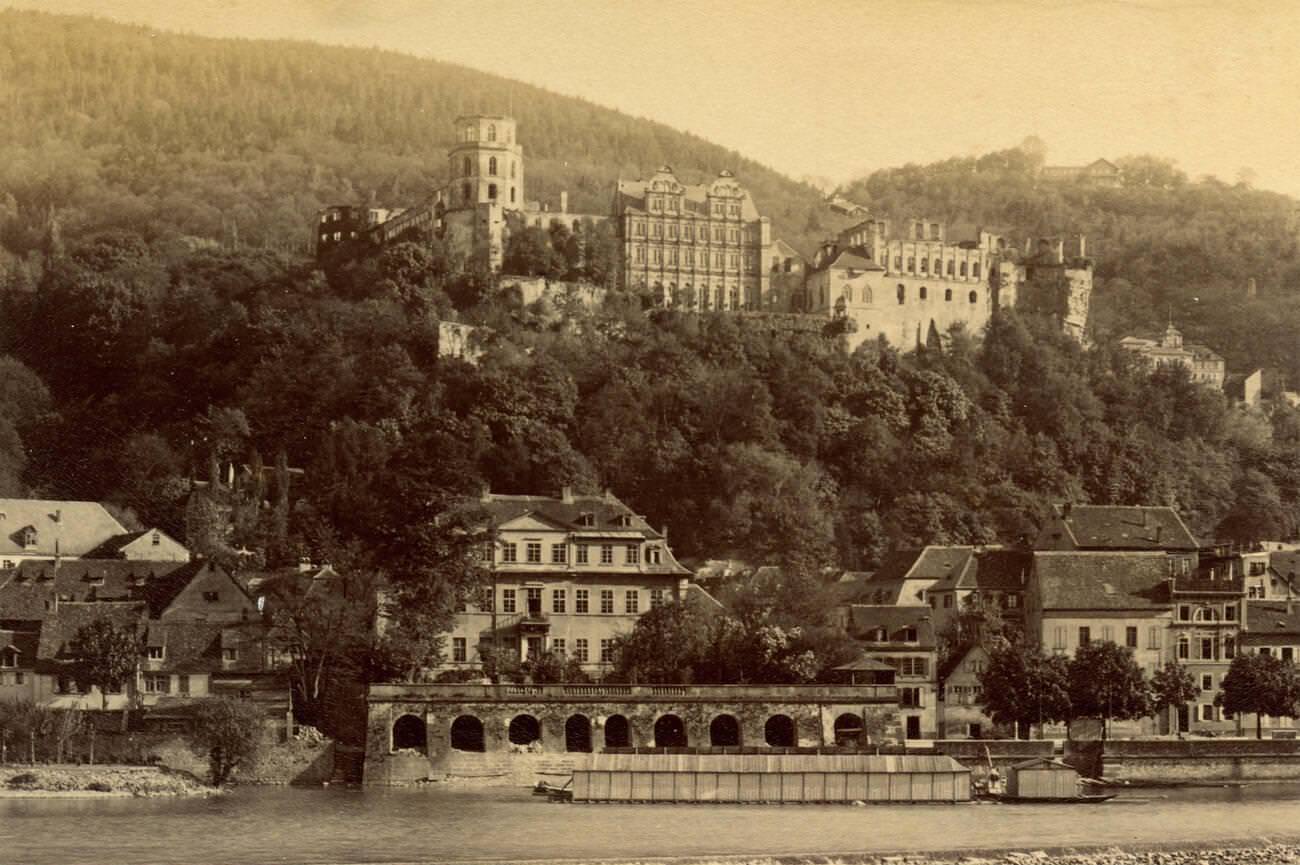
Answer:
[992,791,1117,804]
[532,779,573,802]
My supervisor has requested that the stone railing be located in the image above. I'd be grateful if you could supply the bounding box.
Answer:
[369,682,897,704]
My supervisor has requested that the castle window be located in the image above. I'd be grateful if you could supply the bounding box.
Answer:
[947,260,955,276]
[919,258,928,274]
[667,198,678,212]
[897,284,905,304]
[907,256,915,273]
[894,254,902,270]
[945,288,952,301]
[933,259,941,274]
[635,246,645,263]
[462,183,472,203]
[713,227,722,242]
[652,223,662,238]
[729,285,739,308]
[972,263,981,279]
[487,123,496,142]
[959,261,968,277]
[488,184,497,200]
[510,161,517,179]
[650,198,662,212]
[463,156,472,177]
[685,249,693,265]
[931,223,940,239]
[969,290,978,304]
[669,248,678,265]
[919,286,927,300]
[511,187,516,203]
[667,224,677,240]
[652,248,661,264]
[488,157,498,177]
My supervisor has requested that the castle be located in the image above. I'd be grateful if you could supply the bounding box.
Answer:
[314,115,1092,348]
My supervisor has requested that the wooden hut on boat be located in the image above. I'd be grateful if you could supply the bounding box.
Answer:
[571,752,970,803]
[1005,757,1081,800]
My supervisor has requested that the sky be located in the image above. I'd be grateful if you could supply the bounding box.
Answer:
[7,0,1300,196]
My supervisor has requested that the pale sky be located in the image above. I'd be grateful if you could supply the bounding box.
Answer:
[8,0,1300,196]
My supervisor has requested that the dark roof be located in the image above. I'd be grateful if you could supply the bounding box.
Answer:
[0,626,39,665]
[141,560,225,617]
[844,547,975,605]
[0,559,191,619]
[931,549,1031,593]
[844,605,937,648]
[1271,552,1300,581]
[1033,552,1173,611]
[144,621,270,674]
[82,530,150,558]
[1037,505,1199,551]
[1243,601,1300,639]
[34,602,145,667]
[828,247,880,271]
[480,491,663,539]
[833,657,897,672]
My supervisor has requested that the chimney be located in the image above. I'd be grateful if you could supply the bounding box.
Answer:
[560,191,568,214]
[560,486,574,504]
[603,489,615,503]
[1061,502,1072,519]
[52,509,61,524]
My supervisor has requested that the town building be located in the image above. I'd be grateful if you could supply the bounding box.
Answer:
[926,548,1031,635]
[440,488,701,678]
[1167,544,1245,734]
[0,499,186,568]
[1238,600,1300,735]
[836,546,976,608]
[1034,503,1200,554]
[1040,159,1122,187]
[939,645,997,739]
[1119,324,1226,390]
[838,605,938,739]
[611,165,774,311]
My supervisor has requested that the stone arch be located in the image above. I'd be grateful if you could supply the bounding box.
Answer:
[508,714,541,746]
[834,713,864,747]
[604,714,632,748]
[391,714,426,753]
[654,713,688,747]
[764,714,796,747]
[565,714,593,753]
[450,715,485,752]
[709,714,741,747]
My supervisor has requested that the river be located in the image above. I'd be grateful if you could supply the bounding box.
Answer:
[5,784,1300,865]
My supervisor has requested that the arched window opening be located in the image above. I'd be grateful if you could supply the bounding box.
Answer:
[488,183,498,200]
[511,161,517,179]
[604,714,631,748]
[392,714,427,753]
[709,714,741,747]
[565,714,592,753]
[897,284,905,305]
[463,156,472,177]
[487,123,497,142]
[945,288,953,302]
[834,713,864,748]
[510,187,516,204]
[764,714,795,747]
[450,715,485,752]
[462,183,472,203]
[969,290,978,304]
[488,156,498,177]
[509,714,541,746]
[919,285,928,300]
[654,714,688,748]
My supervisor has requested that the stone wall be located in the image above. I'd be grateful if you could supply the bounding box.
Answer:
[1100,739,1300,783]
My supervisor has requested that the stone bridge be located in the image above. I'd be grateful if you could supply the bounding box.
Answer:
[365,682,900,785]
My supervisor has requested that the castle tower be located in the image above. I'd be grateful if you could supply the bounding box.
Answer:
[448,115,524,211]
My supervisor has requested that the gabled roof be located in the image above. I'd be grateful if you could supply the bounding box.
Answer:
[1242,601,1300,638]
[34,602,145,668]
[844,605,937,648]
[1033,552,1173,611]
[931,549,1031,593]
[825,246,880,272]
[614,168,761,221]
[83,528,188,560]
[0,627,38,665]
[1036,505,1199,551]
[833,656,897,672]
[847,547,975,605]
[0,559,191,619]
[0,500,128,557]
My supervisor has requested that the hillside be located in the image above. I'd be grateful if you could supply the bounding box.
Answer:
[0,10,834,257]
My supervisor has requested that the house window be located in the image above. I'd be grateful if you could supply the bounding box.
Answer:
[551,638,566,655]
[972,263,981,279]
[575,589,589,613]
[943,594,953,609]
[576,545,589,565]
[1201,674,1214,691]
[625,590,639,614]
[900,687,923,708]
[1201,704,1215,722]
[574,639,589,662]
[144,675,170,694]
[647,547,662,565]
[1224,636,1235,658]
[969,290,978,304]
[1007,594,1019,609]
[488,156,498,176]
[1179,605,1191,622]
[147,646,164,661]
[1102,625,1113,643]
[0,649,15,669]
[650,588,665,609]
[919,285,928,300]
[1285,647,1296,663]
[600,545,614,565]
[903,626,918,642]
[1078,626,1091,646]
[502,543,517,563]
[551,544,567,564]
[152,531,161,546]
[1054,627,1066,650]
[178,675,189,694]
[944,288,952,302]
[1126,627,1138,648]
[502,589,517,613]
[1261,647,1273,657]
[203,591,219,602]
[1177,636,1190,659]
[526,542,542,563]
[525,587,542,615]
[452,638,467,663]
[625,545,640,565]
[552,589,567,614]
[600,590,614,614]
[898,657,928,676]
[1201,637,1215,660]
[222,648,239,662]
[1224,604,1237,622]
[599,639,614,663]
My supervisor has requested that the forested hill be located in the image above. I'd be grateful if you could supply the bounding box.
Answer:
[0,10,831,256]
[838,151,1300,386]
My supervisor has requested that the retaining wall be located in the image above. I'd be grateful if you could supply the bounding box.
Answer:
[1100,739,1300,783]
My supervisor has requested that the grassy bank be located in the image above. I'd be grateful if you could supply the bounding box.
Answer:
[0,764,218,797]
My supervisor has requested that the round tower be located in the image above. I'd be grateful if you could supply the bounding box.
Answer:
[448,115,524,210]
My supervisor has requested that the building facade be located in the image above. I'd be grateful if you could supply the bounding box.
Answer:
[612,166,773,311]
[1119,324,1226,389]
[440,488,700,678]
[838,605,938,739]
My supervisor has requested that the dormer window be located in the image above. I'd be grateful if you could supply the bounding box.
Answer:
[617,514,633,528]
[19,527,37,550]
[146,646,164,661]
[578,513,595,528]
[903,627,918,642]
[151,531,161,547]
[0,648,17,668]
[203,591,219,602]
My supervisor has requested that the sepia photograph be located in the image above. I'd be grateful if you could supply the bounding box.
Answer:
[0,1,1299,863]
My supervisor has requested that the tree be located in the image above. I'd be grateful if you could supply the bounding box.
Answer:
[1067,641,1151,739]
[978,643,1071,739]
[1150,661,1199,736]
[1216,653,1300,738]
[612,599,715,684]
[191,697,263,785]
[69,617,140,721]
[50,708,87,763]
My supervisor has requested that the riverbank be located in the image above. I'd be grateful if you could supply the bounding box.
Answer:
[0,764,218,798]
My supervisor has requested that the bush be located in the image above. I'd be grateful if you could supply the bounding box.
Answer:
[86,781,112,792]
[7,772,38,788]
[190,697,263,786]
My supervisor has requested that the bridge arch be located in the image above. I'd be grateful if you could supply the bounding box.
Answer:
[604,714,631,748]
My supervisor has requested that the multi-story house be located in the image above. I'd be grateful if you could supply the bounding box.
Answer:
[612,165,773,311]
[442,488,697,678]
[1239,600,1300,735]
[939,645,997,739]
[1119,324,1226,390]
[1034,503,1200,554]
[0,498,187,569]
[840,605,938,739]
[1026,550,1174,736]
[1169,544,1245,734]
[837,546,975,608]
[926,548,1031,636]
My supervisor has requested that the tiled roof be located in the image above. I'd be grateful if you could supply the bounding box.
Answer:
[1270,552,1300,581]
[1037,505,1199,551]
[144,621,224,672]
[0,626,39,666]
[843,605,937,648]
[0,500,127,557]
[614,169,762,222]
[83,531,150,558]
[34,601,145,668]
[1243,601,1300,639]
[932,549,1031,593]
[828,247,880,271]
[0,559,191,619]
[1033,552,1173,611]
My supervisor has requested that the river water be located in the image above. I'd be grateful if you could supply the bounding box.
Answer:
[5,784,1300,865]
